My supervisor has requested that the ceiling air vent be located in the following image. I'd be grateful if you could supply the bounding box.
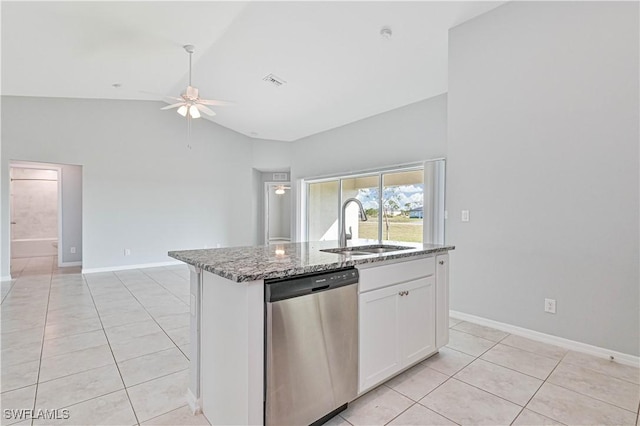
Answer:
[272,173,289,181]
[263,74,287,87]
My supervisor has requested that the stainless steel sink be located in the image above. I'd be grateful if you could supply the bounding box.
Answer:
[321,244,414,256]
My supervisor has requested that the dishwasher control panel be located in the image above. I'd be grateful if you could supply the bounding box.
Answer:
[265,268,358,302]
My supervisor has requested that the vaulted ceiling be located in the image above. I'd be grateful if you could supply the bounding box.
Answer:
[1,1,504,141]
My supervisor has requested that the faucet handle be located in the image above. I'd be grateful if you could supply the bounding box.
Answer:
[346,226,353,240]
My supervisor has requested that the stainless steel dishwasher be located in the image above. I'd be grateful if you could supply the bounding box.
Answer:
[265,268,358,426]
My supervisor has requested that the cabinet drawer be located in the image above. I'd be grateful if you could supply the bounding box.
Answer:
[358,257,435,293]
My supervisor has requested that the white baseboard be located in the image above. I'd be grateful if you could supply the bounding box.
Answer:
[450,310,640,368]
[59,261,82,267]
[1,275,12,282]
[186,388,202,415]
[82,260,183,274]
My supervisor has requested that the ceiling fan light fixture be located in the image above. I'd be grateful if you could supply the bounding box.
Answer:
[189,105,201,119]
[177,105,188,117]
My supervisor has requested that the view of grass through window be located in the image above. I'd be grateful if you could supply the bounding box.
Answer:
[307,168,424,243]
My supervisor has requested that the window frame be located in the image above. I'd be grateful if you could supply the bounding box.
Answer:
[303,163,427,244]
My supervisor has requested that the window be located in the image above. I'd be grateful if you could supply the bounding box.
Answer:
[304,161,445,244]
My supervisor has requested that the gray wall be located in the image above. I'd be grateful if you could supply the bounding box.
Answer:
[61,163,82,263]
[447,1,639,355]
[1,96,257,273]
[291,94,448,240]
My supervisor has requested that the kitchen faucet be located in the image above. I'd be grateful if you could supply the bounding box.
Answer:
[339,198,368,247]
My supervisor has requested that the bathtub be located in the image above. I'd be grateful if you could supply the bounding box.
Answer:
[11,238,58,258]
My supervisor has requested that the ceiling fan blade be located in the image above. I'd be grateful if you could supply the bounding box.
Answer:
[164,96,185,102]
[160,102,185,110]
[195,104,216,116]
[198,99,234,106]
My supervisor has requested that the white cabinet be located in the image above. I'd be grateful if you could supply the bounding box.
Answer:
[435,253,449,348]
[401,277,436,366]
[359,275,436,392]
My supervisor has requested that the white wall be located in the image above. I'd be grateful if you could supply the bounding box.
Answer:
[290,95,448,240]
[251,139,293,172]
[1,96,256,274]
[447,1,639,355]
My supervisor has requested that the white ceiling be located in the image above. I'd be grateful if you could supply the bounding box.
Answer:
[1,1,504,141]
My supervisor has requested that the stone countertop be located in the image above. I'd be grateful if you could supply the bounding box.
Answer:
[168,240,455,283]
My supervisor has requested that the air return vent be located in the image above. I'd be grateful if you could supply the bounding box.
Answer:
[263,74,286,87]
[272,173,289,181]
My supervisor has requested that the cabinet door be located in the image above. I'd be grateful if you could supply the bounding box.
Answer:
[359,284,402,392]
[435,254,449,348]
[400,277,436,366]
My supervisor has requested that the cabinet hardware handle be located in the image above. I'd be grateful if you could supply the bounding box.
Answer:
[439,260,445,265]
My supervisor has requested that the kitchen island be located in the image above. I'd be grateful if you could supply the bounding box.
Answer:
[169,240,454,425]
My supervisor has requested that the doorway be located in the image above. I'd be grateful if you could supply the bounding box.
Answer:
[10,161,82,276]
[265,182,291,245]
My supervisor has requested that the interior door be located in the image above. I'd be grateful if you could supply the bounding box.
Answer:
[265,183,291,244]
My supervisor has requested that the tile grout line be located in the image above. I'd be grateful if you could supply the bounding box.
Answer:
[101,269,193,419]
[138,268,189,306]
[84,272,141,426]
[540,351,640,415]
[29,256,55,426]
[111,271,191,354]
[403,361,467,425]
[0,276,18,304]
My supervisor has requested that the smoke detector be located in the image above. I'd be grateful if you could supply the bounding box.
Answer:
[380,27,393,40]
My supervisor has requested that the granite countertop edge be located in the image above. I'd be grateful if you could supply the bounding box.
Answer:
[168,242,454,283]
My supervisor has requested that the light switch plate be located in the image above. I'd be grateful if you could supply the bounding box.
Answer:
[70,247,76,254]
[461,210,470,222]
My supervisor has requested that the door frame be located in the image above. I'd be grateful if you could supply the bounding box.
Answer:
[264,181,291,245]
[9,161,64,267]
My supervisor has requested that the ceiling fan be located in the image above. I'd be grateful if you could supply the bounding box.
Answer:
[161,44,232,119]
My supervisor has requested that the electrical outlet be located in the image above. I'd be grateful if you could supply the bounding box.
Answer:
[444,210,448,220]
[461,210,470,222]
[124,248,131,256]
[70,247,76,254]
[545,298,557,314]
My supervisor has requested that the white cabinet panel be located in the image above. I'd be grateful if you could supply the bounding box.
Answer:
[401,277,436,366]
[359,285,402,391]
[435,254,449,348]
[358,257,435,293]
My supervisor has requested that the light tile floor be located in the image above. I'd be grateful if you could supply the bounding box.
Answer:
[2,257,640,425]
[334,317,640,426]
[1,256,208,426]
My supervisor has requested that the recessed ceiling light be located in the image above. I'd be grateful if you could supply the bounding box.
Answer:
[380,27,393,40]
